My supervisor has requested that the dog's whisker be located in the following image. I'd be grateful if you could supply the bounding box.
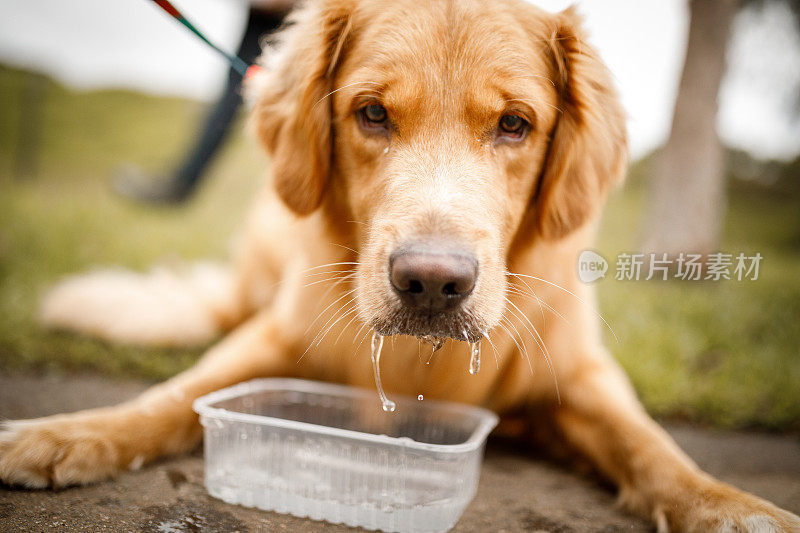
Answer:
[302,287,358,337]
[502,311,530,357]
[352,320,368,347]
[293,264,358,291]
[299,302,352,363]
[302,272,356,288]
[504,302,549,374]
[334,312,362,346]
[302,278,352,289]
[297,262,361,276]
[498,320,532,376]
[505,297,560,403]
[313,272,360,312]
[506,286,548,330]
[296,335,317,364]
[328,242,360,255]
[504,297,537,342]
[355,324,373,354]
[302,279,358,339]
[307,300,358,353]
[506,284,570,326]
[316,302,359,348]
[301,261,360,271]
[311,294,358,345]
[256,263,357,293]
[302,271,353,284]
[303,268,356,279]
[507,277,547,305]
[502,308,535,374]
[506,280,549,327]
[497,318,531,374]
[508,300,561,380]
[505,295,549,355]
[483,331,500,370]
[506,271,617,342]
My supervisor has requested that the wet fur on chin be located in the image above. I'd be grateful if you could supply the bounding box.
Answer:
[369,307,487,343]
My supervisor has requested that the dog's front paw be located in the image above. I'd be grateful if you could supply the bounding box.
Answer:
[0,416,122,488]
[646,480,800,533]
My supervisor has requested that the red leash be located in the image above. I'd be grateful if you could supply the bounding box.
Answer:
[150,0,262,78]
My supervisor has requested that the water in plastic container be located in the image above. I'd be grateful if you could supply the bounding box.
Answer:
[193,379,498,533]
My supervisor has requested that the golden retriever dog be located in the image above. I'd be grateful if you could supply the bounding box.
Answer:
[2,0,798,531]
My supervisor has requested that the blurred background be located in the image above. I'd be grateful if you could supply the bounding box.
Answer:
[0,0,798,430]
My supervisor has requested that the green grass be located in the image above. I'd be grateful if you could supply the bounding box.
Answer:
[0,66,261,379]
[596,160,800,430]
[1,65,799,430]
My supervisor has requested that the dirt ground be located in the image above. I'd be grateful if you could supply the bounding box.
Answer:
[1,372,798,532]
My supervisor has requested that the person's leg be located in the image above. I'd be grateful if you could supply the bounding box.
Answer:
[168,10,286,198]
[115,9,288,203]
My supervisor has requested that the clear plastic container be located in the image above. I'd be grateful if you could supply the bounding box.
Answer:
[193,378,498,533]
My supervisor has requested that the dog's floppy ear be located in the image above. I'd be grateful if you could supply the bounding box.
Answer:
[534,8,628,240]
[247,0,355,215]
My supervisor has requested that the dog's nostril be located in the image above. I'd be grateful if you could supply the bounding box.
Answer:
[408,279,424,294]
[442,282,457,296]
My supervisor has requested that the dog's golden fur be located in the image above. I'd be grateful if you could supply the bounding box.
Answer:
[2,1,798,531]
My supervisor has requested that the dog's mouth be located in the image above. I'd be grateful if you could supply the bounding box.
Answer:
[369,307,486,344]
[367,305,487,411]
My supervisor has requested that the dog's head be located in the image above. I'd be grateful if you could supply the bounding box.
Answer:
[250,0,627,342]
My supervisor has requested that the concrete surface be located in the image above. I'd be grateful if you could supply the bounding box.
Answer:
[1,372,798,532]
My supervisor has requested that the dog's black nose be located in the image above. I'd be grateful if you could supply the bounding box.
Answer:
[390,245,477,311]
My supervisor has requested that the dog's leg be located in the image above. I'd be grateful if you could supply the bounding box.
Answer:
[550,357,800,532]
[0,310,293,488]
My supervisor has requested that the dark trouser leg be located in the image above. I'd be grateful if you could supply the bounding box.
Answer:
[166,9,286,200]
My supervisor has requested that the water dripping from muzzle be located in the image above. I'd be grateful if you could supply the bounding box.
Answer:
[469,342,481,375]
[370,331,480,411]
[370,331,396,413]
[420,335,445,352]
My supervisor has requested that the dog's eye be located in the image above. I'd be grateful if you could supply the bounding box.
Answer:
[364,104,387,123]
[357,103,390,135]
[499,114,527,138]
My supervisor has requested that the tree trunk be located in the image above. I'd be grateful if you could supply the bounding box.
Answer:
[640,0,737,257]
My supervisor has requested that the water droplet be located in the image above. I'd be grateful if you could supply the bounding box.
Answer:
[469,341,481,375]
[417,394,424,401]
[371,331,396,412]
[421,335,445,352]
